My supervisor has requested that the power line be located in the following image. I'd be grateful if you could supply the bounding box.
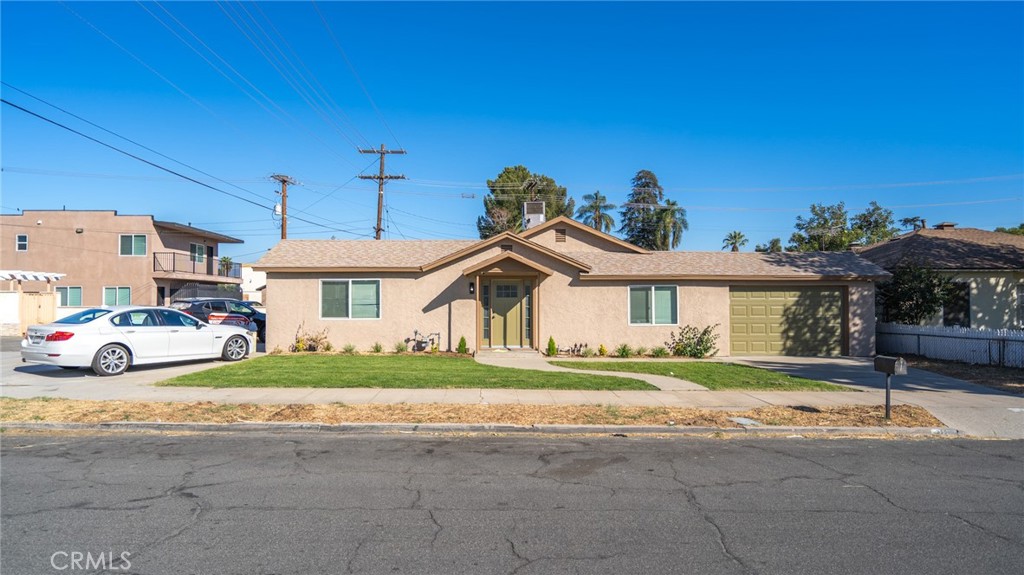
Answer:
[1,98,370,238]
[311,0,403,150]
[1,82,275,203]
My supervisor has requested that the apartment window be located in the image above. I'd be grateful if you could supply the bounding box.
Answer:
[15,234,28,251]
[629,285,677,325]
[119,234,147,256]
[942,282,970,328]
[321,279,380,319]
[103,286,131,306]
[56,286,82,307]
[190,243,205,263]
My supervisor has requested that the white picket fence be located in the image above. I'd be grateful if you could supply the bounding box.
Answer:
[877,323,1024,368]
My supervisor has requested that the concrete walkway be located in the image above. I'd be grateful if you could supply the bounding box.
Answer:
[474,350,707,391]
[2,346,1022,438]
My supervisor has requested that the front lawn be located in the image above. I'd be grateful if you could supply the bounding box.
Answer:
[550,361,851,391]
[160,354,656,390]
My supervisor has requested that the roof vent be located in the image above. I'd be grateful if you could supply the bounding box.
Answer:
[555,228,567,243]
[933,222,957,230]
[523,201,546,230]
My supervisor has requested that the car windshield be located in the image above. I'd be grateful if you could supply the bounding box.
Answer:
[168,302,191,310]
[54,309,113,324]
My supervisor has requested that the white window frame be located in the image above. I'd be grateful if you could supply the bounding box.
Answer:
[319,279,382,320]
[56,286,83,307]
[190,242,206,263]
[627,285,678,326]
[15,234,28,252]
[103,286,132,306]
[119,234,147,257]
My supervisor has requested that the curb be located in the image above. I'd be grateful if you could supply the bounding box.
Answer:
[1,421,960,437]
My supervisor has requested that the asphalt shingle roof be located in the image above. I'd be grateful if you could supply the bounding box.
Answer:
[855,227,1024,270]
[257,238,889,279]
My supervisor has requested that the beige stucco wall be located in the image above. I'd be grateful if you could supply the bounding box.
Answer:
[847,282,877,356]
[524,225,636,253]
[920,271,1024,330]
[0,210,230,306]
[263,243,880,357]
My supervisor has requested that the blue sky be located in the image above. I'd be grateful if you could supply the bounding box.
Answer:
[2,1,1022,262]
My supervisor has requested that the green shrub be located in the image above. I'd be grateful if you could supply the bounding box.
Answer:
[547,336,558,357]
[342,344,358,355]
[598,344,608,356]
[580,347,596,358]
[457,336,468,354]
[634,346,648,357]
[614,344,633,358]
[394,341,408,353]
[665,325,720,358]
[371,342,384,353]
[650,346,669,358]
[289,323,332,352]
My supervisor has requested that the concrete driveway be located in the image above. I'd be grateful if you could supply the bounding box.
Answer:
[732,356,1024,439]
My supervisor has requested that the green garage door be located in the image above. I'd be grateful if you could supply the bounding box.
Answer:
[730,287,844,356]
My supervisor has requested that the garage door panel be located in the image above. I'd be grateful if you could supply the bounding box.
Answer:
[730,287,843,356]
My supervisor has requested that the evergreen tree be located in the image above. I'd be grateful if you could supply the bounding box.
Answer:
[619,170,665,249]
[476,165,574,238]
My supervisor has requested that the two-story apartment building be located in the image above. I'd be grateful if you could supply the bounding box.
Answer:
[1,210,243,307]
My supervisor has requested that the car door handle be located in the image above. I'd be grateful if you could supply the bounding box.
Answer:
[170,330,180,333]
[125,330,135,333]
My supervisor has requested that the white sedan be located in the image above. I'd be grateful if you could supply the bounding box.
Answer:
[21,306,255,376]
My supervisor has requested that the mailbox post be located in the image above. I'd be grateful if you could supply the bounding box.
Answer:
[873,355,907,420]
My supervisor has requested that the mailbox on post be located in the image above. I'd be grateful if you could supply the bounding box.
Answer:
[874,356,907,376]
[873,355,907,420]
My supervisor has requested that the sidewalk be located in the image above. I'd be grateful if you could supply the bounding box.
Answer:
[3,349,1022,438]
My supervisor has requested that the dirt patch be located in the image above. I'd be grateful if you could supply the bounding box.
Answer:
[905,355,1023,395]
[1,398,942,428]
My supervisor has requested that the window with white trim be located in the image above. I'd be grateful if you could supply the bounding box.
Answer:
[103,286,131,306]
[190,243,205,263]
[119,234,146,256]
[629,285,677,325]
[15,234,28,251]
[321,279,380,319]
[1017,285,1024,327]
[56,286,83,307]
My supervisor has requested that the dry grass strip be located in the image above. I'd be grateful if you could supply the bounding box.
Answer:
[0,398,943,428]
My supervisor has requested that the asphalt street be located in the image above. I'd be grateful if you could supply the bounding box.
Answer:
[2,433,1022,575]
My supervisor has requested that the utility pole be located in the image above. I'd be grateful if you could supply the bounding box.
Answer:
[271,174,295,240]
[358,144,406,240]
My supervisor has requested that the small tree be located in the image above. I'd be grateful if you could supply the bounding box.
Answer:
[546,336,558,357]
[456,336,468,354]
[876,262,956,325]
[219,256,234,276]
[722,231,748,252]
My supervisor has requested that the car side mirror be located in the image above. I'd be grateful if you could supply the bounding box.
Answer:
[196,322,205,330]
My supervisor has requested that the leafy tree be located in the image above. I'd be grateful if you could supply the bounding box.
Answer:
[755,238,783,253]
[722,231,748,252]
[619,170,665,249]
[788,202,854,251]
[575,191,616,233]
[900,216,926,231]
[876,262,957,325]
[654,199,689,250]
[219,256,234,276]
[788,201,897,251]
[476,165,574,238]
[995,223,1024,236]
[851,201,898,245]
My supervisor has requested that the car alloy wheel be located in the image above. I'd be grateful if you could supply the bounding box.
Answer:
[222,335,248,361]
[92,344,129,376]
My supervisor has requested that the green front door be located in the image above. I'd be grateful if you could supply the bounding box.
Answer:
[491,280,523,348]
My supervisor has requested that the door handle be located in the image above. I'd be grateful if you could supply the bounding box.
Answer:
[125,330,135,333]
[170,330,180,333]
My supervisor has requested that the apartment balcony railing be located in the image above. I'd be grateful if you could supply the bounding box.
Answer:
[153,252,242,279]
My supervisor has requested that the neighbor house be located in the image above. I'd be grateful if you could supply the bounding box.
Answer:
[856,222,1024,330]
[0,210,244,308]
[255,214,889,357]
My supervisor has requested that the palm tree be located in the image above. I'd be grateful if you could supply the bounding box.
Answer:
[654,200,688,250]
[722,231,748,252]
[575,191,616,233]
